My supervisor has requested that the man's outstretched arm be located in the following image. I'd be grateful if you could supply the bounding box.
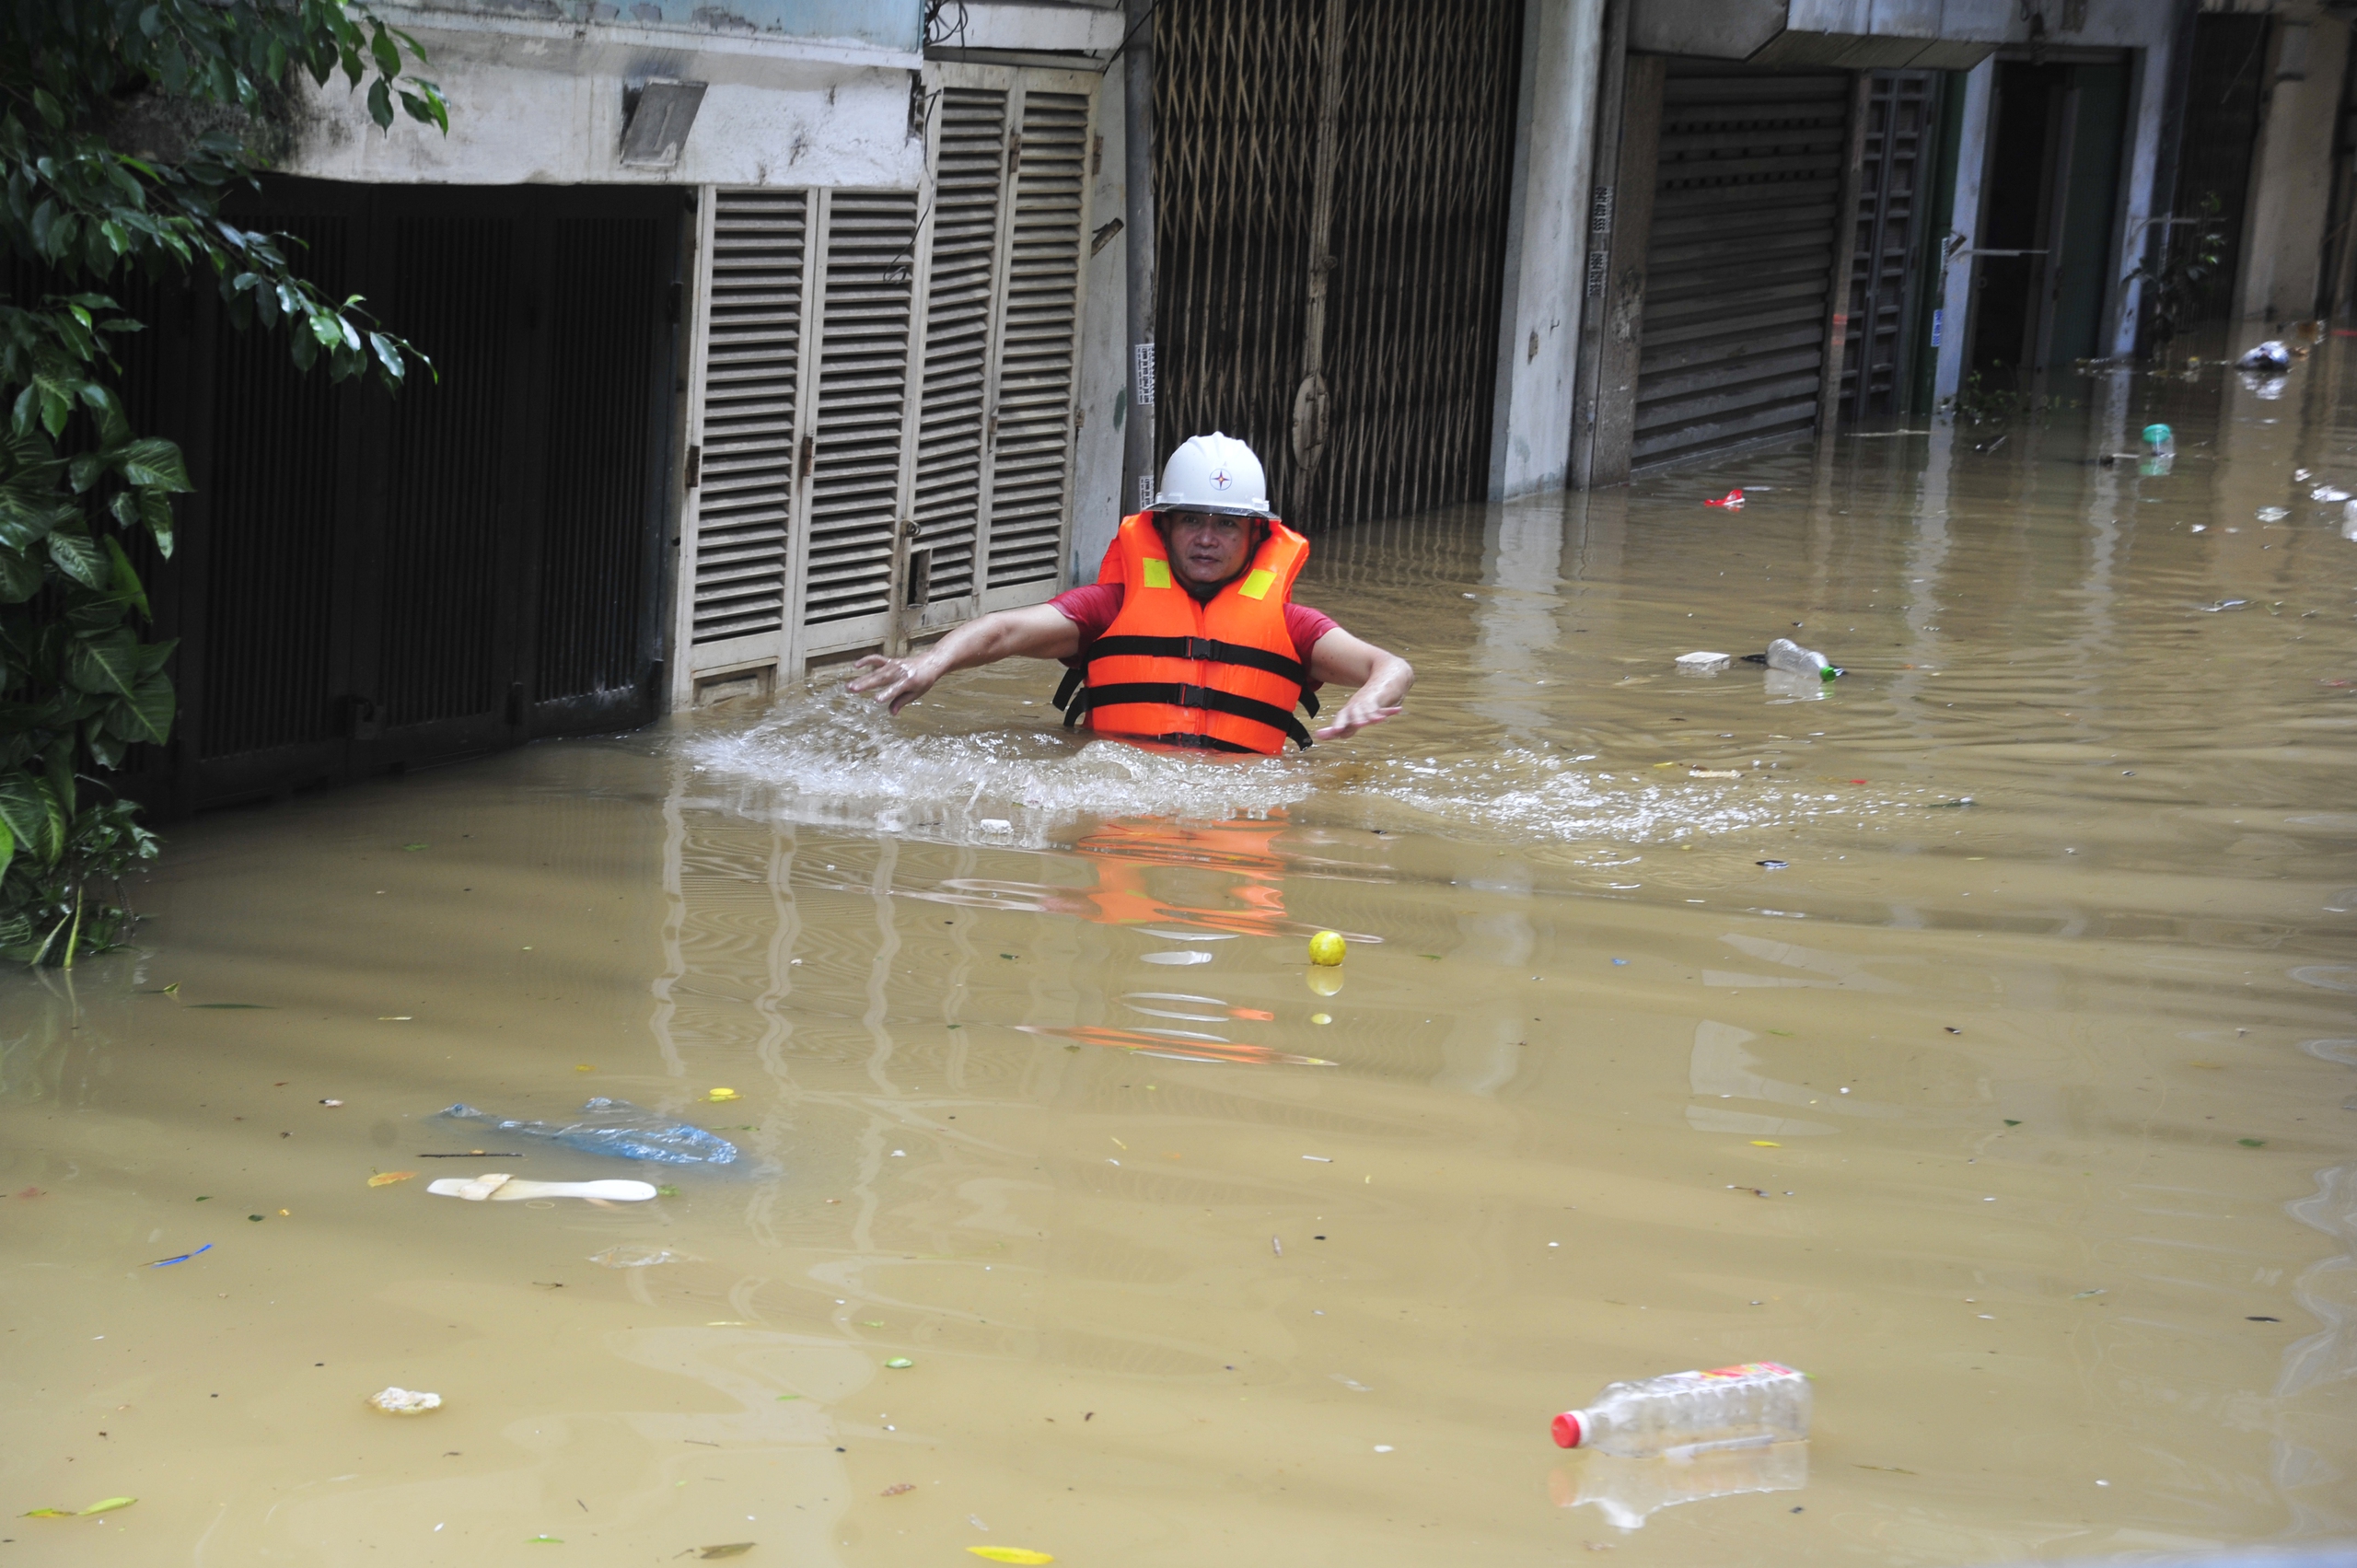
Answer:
[845,602,1083,714]
[1306,627,1414,741]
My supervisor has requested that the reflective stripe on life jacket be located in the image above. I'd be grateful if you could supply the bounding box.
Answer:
[1056,512,1316,754]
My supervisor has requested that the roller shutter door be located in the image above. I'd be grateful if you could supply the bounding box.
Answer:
[1634,64,1851,470]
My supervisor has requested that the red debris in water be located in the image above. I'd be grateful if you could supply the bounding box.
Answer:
[1703,489,1745,509]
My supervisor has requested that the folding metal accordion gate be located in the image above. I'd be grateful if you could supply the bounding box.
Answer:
[1151,0,1522,531]
[673,64,1097,706]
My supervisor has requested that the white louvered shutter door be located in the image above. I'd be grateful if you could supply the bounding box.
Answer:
[907,86,1011,631]
[680,189,810,687]
[796,190,923,660]
[981,85,1092,608]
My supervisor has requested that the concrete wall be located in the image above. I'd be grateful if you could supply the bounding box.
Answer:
[1489,0,1608,500]
[2237,11,2351,324]
[284,10,923,187]
[2107,12,2172,357]
[1071,63,1130,584]
[393,0,922,50]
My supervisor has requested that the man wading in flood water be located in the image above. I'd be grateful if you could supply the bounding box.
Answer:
[847,433,1413,751]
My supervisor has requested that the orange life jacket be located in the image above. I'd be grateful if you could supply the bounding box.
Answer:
[1052,512,1318,753]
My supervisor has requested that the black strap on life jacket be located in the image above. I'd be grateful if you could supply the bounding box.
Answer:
[1083,634,1310,688]
[1051,642,1319,725]
[1061,680,1314,749]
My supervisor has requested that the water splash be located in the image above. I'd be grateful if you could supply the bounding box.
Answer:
[684,692,1926,849]
[684,690,1310,847]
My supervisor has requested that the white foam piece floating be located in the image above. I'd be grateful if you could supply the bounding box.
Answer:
[1141,951,1215,966]
[1141,928,1238,940]
[366,1387,442,1415]
[1676,651,1732,672]
[426,1172,658,1202]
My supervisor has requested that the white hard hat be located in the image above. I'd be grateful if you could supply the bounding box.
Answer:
[1152,432,1271,517]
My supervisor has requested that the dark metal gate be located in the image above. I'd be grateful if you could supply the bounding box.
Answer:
[1634,63,1852,470]
[1839,69,1940,424]
[124,180,682,813]
[1153,0,1522,529]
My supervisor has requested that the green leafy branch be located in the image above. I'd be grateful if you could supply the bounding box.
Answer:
[0,0,449,964]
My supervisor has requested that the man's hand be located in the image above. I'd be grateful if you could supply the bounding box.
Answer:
[843,603,1082,715]
[845,652,939,715]
[1306,627,1413,742]
[1314,686,1405,741]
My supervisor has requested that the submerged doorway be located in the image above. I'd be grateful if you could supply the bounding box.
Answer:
[1968,56,2128,389]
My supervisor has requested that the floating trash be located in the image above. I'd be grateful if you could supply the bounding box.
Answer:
[438,1100,738,1166]
[366,1387,442,1415]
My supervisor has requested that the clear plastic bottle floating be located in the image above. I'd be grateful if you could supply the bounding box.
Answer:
[1551,1361,1810,1458]
[2141,422,2176,457]
[1763,637,1840,681]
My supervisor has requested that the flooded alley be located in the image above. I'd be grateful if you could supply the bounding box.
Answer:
[4,354,2354,1568]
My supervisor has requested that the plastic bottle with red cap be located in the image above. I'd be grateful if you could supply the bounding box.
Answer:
[1551,1362,1810,1458]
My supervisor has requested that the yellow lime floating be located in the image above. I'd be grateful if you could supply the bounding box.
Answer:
[707,1086,739,1102]
[1308,930,1346,966]
[968,1550,1054,1565]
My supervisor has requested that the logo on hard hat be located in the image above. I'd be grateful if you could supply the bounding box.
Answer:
[1208,468,1232,491]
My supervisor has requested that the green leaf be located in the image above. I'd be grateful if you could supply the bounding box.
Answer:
[48,529,107,589]
[78,1498,134,1516]
[371,25,403,78]
[0,547,42,605]
[103,537,151,618]
[137,486,176,557]
[64,598,126,637]
[367,78,395,132]
[78,384,132,449]
[0,818,14,883]
[368,331,405,384]
[104,668,174,747]
[116,437,191,492]
[65,629,139,697]
[0,772,64,865]
[86,722,127,771]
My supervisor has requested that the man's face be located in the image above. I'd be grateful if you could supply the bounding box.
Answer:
[1160,510,1256,587]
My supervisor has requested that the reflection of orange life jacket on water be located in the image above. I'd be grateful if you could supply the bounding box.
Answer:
[1051,512,1319,754]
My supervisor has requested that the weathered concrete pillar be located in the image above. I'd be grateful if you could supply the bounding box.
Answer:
[1487,0,1609,498]
[2237,13,2351,323]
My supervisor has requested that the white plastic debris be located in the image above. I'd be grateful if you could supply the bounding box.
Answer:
[366,1387,442,1415]
[425,1172,658,1202]
[1676,651,1732,672]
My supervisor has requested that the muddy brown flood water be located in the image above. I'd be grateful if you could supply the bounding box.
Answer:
[6,357,2357,1568]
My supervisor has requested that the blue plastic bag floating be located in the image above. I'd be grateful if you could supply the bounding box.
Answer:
[437,1098,738,1167]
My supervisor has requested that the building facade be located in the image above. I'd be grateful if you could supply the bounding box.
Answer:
[108,0,2350,811]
